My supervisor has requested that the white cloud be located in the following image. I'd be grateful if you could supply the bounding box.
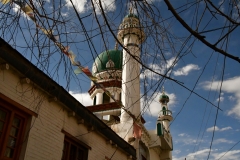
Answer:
[213,138,233,144]
[186,148,210,158]
[216,92,225,102]
[173,149,240,160]
[228,95,236,101]
[218,0,225,12]
[12,4,32,21]
[206,126,232,132]
[212,150,240,160]
[174,136,197,146]
[207,126,219,132]
[93,0,116,14]
[178,133,186,137]
[140,57,177,80]
[173,64,200,76]
[69,91,92,106]
[220,126,233,131]
[216,96,224,103]
[65,0,116,14]
[174,150,181,154]
[203,76,240,119]
[65,0,89,13]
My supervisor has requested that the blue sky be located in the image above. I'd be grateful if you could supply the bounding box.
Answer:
[1,0,240,159]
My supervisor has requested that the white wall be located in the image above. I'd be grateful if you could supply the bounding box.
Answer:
[0,66,131,160]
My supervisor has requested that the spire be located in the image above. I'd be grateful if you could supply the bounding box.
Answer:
[162,86,165,94]
[129,5,133,15]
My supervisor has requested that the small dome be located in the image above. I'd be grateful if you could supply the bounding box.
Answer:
[159,94,169,104]
[124,13,139,19]
[92,50,122,75]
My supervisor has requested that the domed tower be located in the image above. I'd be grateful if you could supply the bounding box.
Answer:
[156,87,173,159]
[158,87,173,133]
[117,11,145,123]
[87,49,123,122]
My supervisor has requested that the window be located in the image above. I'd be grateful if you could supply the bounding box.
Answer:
[62,130,90,160]
[0,101,29,160]
[102,93,110,104]
[106,59,115,68]
[93,96,96,105]
[142,155,147,160]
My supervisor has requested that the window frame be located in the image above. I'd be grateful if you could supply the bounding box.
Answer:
[0,98,30,160]
[61,130,90,160]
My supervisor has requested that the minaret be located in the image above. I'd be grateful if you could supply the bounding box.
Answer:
[117,9,145,123]
[158,87,173,132]
[157,87,173,159]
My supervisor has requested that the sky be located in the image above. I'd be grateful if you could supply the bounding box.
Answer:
[1,0,240,159]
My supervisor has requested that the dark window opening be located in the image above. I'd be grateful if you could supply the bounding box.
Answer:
[62,133,89,160]
[102,93,110,104]
[93,96,96,105]
[142,155,147,160]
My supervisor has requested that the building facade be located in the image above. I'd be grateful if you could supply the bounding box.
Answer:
[0,38,135,160]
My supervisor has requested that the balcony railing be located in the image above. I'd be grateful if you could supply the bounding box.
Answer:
[159,110,172,116]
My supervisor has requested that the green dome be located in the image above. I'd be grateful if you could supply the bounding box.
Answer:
[92,50,123,74]
[124,13,139,19]
[159,94,169,104]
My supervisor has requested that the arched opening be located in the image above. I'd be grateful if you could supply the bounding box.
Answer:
[93,96,96,105]
[162,106,166,115]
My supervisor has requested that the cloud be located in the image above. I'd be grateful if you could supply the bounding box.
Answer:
[174,136,198,146]
[212,150,240,160]
[216,96,224,103]
[141,91,177,117]
[203,76,240,119]
[93,0,116,14]
[178,133,188,137]
[228,95,236,101]
[140,57,177,80]
[173,64,200,76]
[65,0,89,13]
[12,4,31,20]
[206,126,232,132]
[213,138,233,144]
[173,149,211,160]
[69,91,92,106]
[65,0,116,14]
[220,126,233,131]
[173,149,240,160]
[174,150,181,154]
[215,92,225,102]
[187,148,210,158]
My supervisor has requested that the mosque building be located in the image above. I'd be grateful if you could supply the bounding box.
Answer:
[0,4,173,160]
[87,10,173,160]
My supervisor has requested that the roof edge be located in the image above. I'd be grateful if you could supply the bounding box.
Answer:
[0,37,136,158]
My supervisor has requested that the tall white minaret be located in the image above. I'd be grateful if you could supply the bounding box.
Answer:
[116,9,145,160]
[117,9,145,137]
